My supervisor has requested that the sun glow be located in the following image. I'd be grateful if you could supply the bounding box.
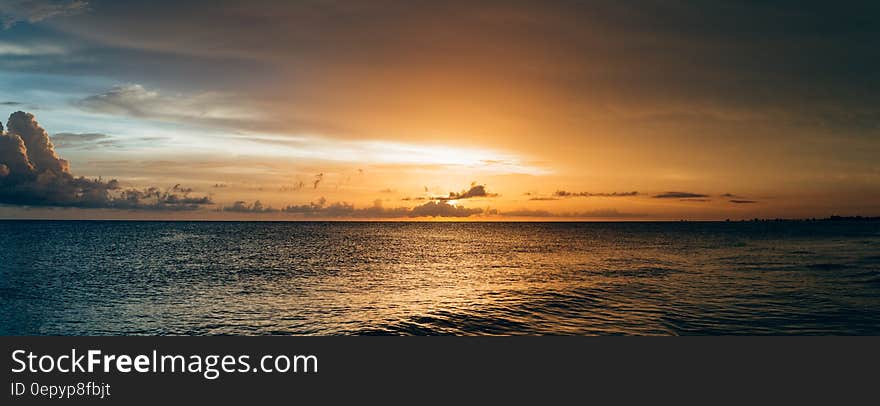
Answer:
[196,133,551,175]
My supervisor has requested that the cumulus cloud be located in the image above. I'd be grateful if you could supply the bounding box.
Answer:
[433,183,497,201]
[0,111,211,210]
[0,0,88,28]
[6,111,69,173]
[652,191,709,199]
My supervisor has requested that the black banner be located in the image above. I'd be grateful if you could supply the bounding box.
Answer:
[2,337,877,404]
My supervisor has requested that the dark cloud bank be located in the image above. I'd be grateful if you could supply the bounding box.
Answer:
[0,122,494,218]
[225,195,486,219]
[0,111,211,210]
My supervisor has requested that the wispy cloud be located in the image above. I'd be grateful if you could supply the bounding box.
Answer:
[555,190,638,198]
[51,132,113,149]
[0,41,67,56]
[0,0,88,29]
[74,84,263,127]
[653,191,709,199]
[721,193,758,204]
[530,190,639,200]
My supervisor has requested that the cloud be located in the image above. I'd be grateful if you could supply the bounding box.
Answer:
[531,190,639,200]
[111,184,212,210]
[720,193,758,204]
[0,41,67,56]
[51,132,113,149]
[410,201,482,217]
[502,208,643,218]
[395,183,497,205]
[434,183,497,201]
[5,110,69,174]
[51,132,107,142]
[0,0,88,28]
[281,197,328,215]
[222,200,276,213]
[555,190,638,198]
[279,180,305,192]
[75,84,162,116]
[680,198,711,202]
[0,111,211,210]
[1,101,22,106]
[16,0,880,157]
[311,173,323,189]
[273,197,481,218]
[652,192,709,199]
[74,84,262,128]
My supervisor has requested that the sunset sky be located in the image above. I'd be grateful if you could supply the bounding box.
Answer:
[0,0,878,220]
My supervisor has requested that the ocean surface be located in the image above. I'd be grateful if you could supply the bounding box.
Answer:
[1,220,878,335]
